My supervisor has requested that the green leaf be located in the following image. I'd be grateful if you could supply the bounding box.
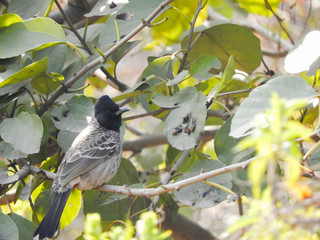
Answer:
[211,55,235,99]
[151,87,197,108]
[8,0,47,19]
[0,140,27,159]
[57,131,78,152]
[166,70,189,86]
[0,212,19,240]
[0,112,43,154]
[111,41,141,64]
[230,76,318,138]
[0,18,66,59]
[141,56,174,83]
[31,72,64,95]
[181,24,262,74]
[166,92,207,150]
[85,0,128,17]
[35,44,67,73]
[51,95,94,133]
[9,213,37,240]
[190,55,221,80]
[99,0,162,50]
[174,159,232,208]
[0,13,22,29]
[0,58,48,88]
[0,88,26,109]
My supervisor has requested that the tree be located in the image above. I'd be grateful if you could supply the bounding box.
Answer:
[0,0,320,239]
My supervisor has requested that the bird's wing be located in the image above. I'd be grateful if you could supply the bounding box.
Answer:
[53,129,120,190]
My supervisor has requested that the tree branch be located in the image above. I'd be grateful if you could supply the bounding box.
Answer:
[97,157,254,197]
[123,128,219,152]
[12,157,254,197]
[37,0,175,116]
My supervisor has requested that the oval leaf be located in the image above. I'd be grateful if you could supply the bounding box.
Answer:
[51,95,94,133]
[181,23,262,73]
[9,213,36,240]
[152,86,197,108]
[0,212,19,240]
[166,92,207,150]
[0,112,43,154]
[230,76,318,138]
[174,159,232,208]
[0,58,48,88]
[0,18,65,59]
[190,55,221,80]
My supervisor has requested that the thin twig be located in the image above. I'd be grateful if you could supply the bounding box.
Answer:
[37,0,175,116]
[264,0,295,44]
[178,0,204,73]
[152,149,192,207]
[123,108,171,121]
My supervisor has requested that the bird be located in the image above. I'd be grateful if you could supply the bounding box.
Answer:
[33,95,129,240]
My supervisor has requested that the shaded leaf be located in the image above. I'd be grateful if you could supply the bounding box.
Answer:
[99,0,162,50]
[230,76,318,138]
[181,24,262,74]
[85,0,129,17]
[8,0,46,19]
[166,92,207,150]
[0,112,43,154]
[0,212,19,240]
[174,159,232,208]
[57,131,78,152]
[190,55,221,80]
[151,87,197,108]
[9,213,36,240]
[111,40,141,64]
[35,44,67,73]
[31,72,64,95]
[166,70,189,86]
[51,95,94,133]
[0,140,27,159]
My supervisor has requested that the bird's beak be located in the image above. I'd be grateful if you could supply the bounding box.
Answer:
[115,107,129,116]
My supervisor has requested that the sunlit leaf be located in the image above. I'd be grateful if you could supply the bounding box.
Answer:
[0,18,65,59]
[181,24,262,74]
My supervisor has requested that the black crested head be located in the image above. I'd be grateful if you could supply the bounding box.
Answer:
[94,95,128,131]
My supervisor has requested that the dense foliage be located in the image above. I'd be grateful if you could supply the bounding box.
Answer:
[0,0,320,239]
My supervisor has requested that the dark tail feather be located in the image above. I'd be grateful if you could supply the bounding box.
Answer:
[33,189,72,240]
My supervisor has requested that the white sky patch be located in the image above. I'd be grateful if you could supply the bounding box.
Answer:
[284,30,320,74]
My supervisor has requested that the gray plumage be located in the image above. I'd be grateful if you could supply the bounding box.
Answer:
[53,118,121,192]
[34,95,128,240]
